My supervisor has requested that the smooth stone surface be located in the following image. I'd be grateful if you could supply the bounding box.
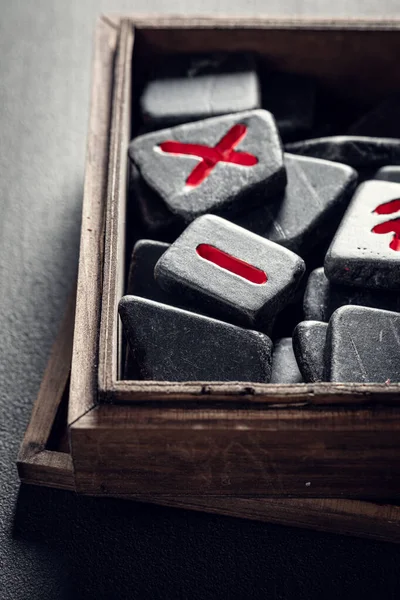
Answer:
[285,136,400,168]
[235,153,357,257]
[119,296,273,382]
[129,109,286,223]
[293,320,328,382]
[325,180,400,290]
[303,267,400,321]
[140,53,261,129]
[374,165,400,183]
[326,305,400,383]
[348,95,400,138]
[155,215,305,330]
[262,71,316,141]
[270,337,303,383]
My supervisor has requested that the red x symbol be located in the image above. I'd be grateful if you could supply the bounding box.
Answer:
[372,198,400,251]
[158,124,258,188]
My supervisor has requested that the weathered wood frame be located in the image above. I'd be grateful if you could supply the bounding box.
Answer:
[18,16,400,508]
[17,284,400,543]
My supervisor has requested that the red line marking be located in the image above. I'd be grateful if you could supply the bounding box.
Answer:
[372,198,400,251]
[373,198,400,215]
[372,218,400,251]
[196,244,267,285]
[158,124,258,188]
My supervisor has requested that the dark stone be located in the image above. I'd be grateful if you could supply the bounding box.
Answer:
[326,305,400,383]
[140,53,261,129]
[261,71,316,142]
[125,239,171,380]
[129,109,286,223]
[155,214,305,331]
[126,239,171,302]
[303,267,400,321]
[293,320,328,382]
[325,180,400,290]
[348,95,400,138]
[119,296,273,382]
[128,162,183,238]
[123,240,194,380]
[270,338,303,384]
[234,153,357,257]
[374,165,400,183]
[285,136,400,168]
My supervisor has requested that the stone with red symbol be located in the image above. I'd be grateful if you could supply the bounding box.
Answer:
[128,110,286,223]
[154,214,305,331]
[326,305,400,383]
[325,180,400,290]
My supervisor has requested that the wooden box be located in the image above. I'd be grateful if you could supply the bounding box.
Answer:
[17,15,400,541]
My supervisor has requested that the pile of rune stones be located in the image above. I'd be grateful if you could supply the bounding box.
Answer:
[119,53,400,384]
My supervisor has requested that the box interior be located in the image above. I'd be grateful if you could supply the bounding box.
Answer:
[117,24,400,387]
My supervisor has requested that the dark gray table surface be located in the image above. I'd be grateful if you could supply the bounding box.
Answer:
[2,2,400,598]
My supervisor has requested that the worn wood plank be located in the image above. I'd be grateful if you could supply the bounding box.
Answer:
[70,403,400,498]
[17,276,400,541]
[110,379,400,406]
[68,18,117,425]
[98,20,133,396]
[17,291,76,491]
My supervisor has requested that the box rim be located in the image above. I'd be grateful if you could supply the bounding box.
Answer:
[97,16,400,406]
[65,16,400,500]
[16,285,400,539]
[104,14,400,31]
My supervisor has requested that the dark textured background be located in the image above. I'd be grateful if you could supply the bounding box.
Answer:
[2,2,400,598]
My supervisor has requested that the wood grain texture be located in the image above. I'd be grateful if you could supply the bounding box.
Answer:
[66,17,400,500]
[68,17,117,425]
[17,289,400,541]
[99,18,400,407]
[4,4,400,599]
[70,402,400,498]
[17,292,76,490]
[98,20,133,395]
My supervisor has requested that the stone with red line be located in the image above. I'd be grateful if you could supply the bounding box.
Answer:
[325,180,400,290]
[128,109,285,223]
[119,296,273,382]
[154,214,305,331]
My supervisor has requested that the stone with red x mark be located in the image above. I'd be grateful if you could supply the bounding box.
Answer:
[128,110,285,223]
[325,180,400,290]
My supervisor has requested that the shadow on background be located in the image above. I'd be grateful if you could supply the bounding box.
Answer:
[12,483,400,600]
